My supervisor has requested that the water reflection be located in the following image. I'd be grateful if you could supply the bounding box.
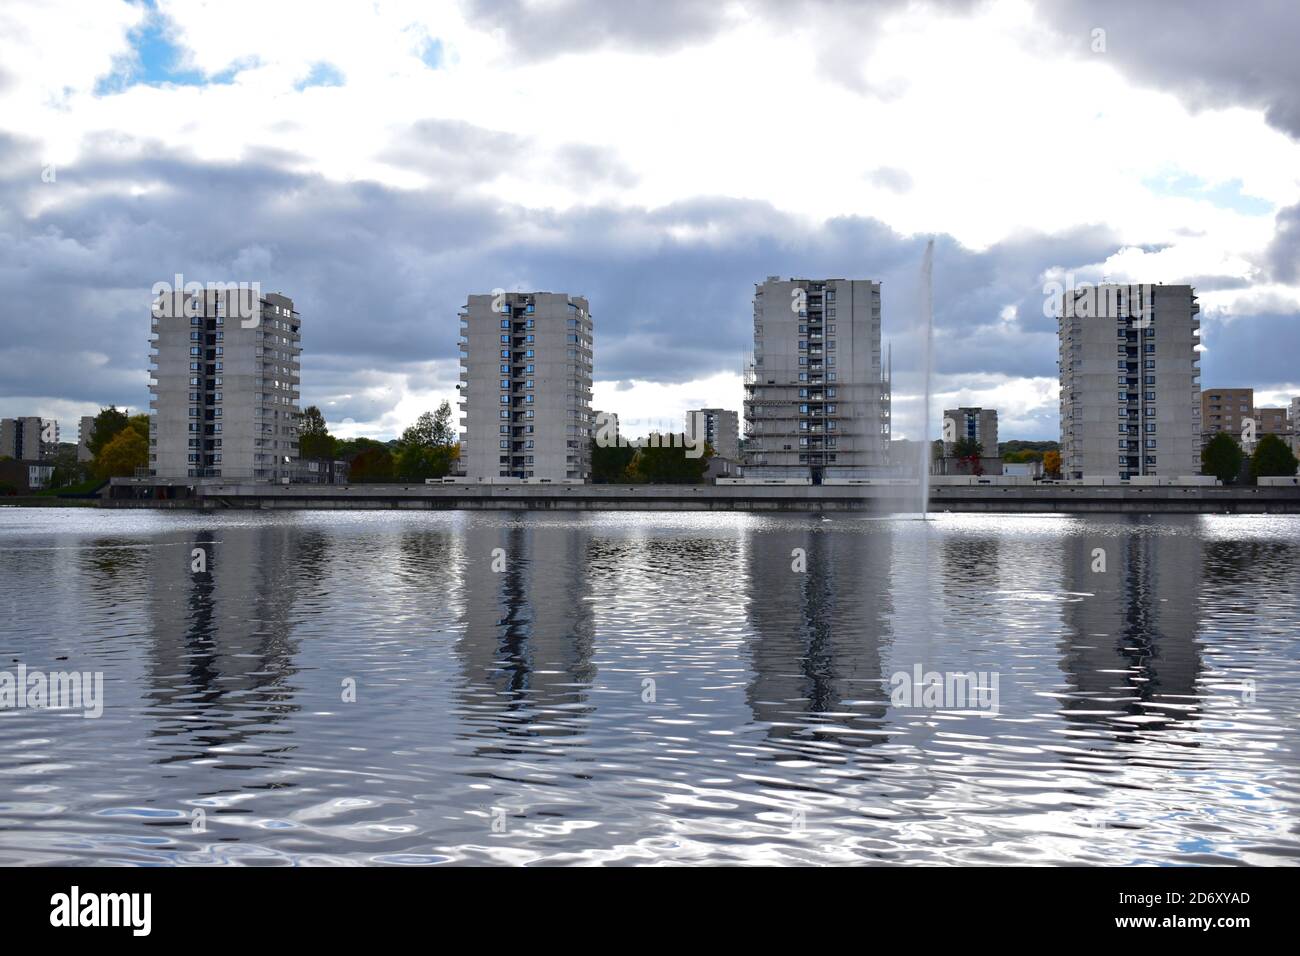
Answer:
[455,520,596,755]
[743,521,893,758]
[141,524,306,769]
[1058,517,1203,738]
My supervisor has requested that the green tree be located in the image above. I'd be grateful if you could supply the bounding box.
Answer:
[47,445,87,488]
[299,405,336,460]
[1250,433,1299,480]
[395,443,457,482]
[431,400,456,447]
[87,406,130,459]
[1201,432,1244,484]
[591,438,636,482]
[627,435,712,483]
[94,427,148,478]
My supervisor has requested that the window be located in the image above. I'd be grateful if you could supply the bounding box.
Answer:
[501,335,509,344]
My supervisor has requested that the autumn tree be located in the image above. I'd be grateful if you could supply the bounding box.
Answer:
[94,427,148,478]
[1042,450,1061,478]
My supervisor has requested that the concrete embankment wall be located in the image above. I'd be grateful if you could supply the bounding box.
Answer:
[97,481,1300,514]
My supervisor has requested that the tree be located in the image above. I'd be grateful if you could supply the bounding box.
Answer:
[87,406,130,459]
[431,400,456,447]
[399,400,457,450]
[400,411,437,448]
[1201,432,1244,484]
[1250,433,1298,480]
[349,445,395,482]
[1042,450,1062,479]
[94,427,148,478]
[299,405,336,460]
[395,442,458,482]
[952,436,984,476]
[627,435,712,483]
[47,445,88,488]
[591,438,636,482]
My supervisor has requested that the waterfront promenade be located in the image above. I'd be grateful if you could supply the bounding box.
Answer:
[95,478,1300,514]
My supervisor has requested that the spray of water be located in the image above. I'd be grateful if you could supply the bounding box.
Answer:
[917,238,934,519]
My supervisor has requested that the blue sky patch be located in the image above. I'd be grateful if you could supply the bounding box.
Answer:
[95,1,243,95]
[296,62,346,91]
[1143,171,1275,216]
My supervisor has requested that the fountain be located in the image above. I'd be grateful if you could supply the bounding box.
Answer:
[916,238,934,519]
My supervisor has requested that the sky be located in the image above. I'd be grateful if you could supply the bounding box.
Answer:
[1,0,1298,442]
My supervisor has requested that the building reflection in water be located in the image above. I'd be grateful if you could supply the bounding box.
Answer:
[742,519,894,759]
[454,519,595,756]
[142,523,308,768]
[1058,516,1204,739]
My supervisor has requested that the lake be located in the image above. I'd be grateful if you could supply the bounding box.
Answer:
[0,508,1297,865]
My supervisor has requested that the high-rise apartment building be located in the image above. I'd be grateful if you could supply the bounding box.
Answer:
[458,291,593,481]
[686,408,740,460]
[0,417,57,460]
[1059,284,1201,479]
[744,277,889,480]
[149,288,301,480]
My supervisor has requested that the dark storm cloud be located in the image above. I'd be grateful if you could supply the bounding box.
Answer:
[1039,0,1300,139]
[1269,202,1300,283]
[1199,309,1300,392]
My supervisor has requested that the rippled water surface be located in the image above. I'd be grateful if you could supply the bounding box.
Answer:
[0,509,1297,865]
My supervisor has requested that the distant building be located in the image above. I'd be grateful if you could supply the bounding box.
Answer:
[77,415,96,462]
[939,406,1002,475]
[686,408,739,460]
[458,291,593,481]
[0,417,58,461]
[302,458,350,484]
[744,277,890,481]
[1201,388,1253,446]
[1291,398,1300,457]
[149,287,302,480]
[1003,460,1043,478]
[1253,406,1289,441]
[0,459,54,492]
[1059,284,1201,479]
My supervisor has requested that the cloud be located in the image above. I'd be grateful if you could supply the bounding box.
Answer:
[1268,202,1300,283]
[868,166,914,194]
[1038,0,1300,139]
